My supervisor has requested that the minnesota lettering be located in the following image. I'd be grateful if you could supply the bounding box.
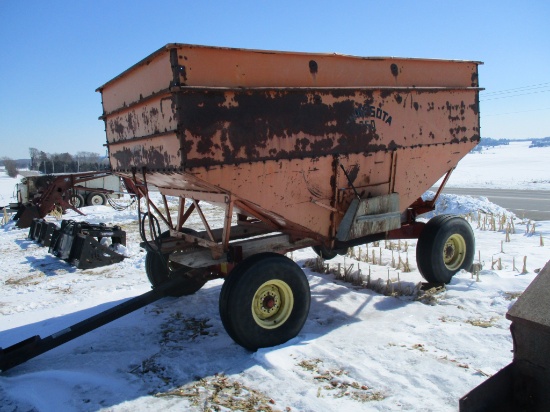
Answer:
[351,104,393,131]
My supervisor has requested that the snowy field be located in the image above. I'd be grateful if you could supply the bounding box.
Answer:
[437,140,550,190]
[0,141,549,411]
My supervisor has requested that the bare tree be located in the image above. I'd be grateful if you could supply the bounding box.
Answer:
[29,147,40,170]
[58,152,74,172]
[38,151,48,173]
[2,157,19,178]
[48,153,57,173]
[75,151,101,171]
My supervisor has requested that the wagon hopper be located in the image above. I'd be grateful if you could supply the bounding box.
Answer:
[97,44,481,350]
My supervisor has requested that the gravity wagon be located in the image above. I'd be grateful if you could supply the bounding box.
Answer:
[97,44,481,350]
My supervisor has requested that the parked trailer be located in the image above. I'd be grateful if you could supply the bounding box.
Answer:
[16,172,123,207]
[68,172,124,207]
[11,171,132,228]
[0,44,481,371]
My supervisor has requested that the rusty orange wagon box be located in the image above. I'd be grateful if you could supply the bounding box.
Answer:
[97,44,481,350]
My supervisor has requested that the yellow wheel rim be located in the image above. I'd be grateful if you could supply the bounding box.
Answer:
[252,280,294,329]
[443,234,467,271]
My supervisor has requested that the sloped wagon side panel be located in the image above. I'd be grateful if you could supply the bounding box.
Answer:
[98,45,480,241]
[96,43,482,266]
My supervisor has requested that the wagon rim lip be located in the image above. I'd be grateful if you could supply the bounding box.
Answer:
[96,43,483,92]
[251,279,294,329]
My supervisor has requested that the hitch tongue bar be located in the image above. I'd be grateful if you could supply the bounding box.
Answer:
[0,277,184,373]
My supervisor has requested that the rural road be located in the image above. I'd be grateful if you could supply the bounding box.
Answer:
[431,187,550,221]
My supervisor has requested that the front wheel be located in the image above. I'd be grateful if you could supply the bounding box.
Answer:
[416,215,475,284]
[219,252,310,351]
[86,192,106,206]
[68,193,85,209]
[312,244,348,260]
[145,230,206,297]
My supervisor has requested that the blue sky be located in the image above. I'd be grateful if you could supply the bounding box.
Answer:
[1,0,549,159]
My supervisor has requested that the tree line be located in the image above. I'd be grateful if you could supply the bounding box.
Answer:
[1,148,108,178]
[28,148,108,174]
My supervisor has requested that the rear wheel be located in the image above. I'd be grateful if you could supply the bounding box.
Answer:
[68,193,85,208]
[219,252,310,350]
[145,229,206,297]
[416,215,475,284]
[86,192,106,206]
[312,244,348,260]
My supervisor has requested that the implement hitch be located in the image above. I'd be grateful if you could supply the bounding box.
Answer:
[0,277,187,373]
[50,220,126,269]
[27,219,127,269]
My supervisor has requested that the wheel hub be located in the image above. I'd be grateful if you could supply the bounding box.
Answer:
[443,234,466,271]
[256,287,280,316]
[263,295,276,309]
[444,243,456,260]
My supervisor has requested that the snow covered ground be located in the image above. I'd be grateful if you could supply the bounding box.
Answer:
[0,141,549,411]
[437,140,550,190]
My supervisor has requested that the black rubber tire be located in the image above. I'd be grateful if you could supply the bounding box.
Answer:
[416,215,475,284]
[86,192,106,206]
[69,193,85,208]
[145,229,206,297]
[219,252,311,351]
[312,244,348,260]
